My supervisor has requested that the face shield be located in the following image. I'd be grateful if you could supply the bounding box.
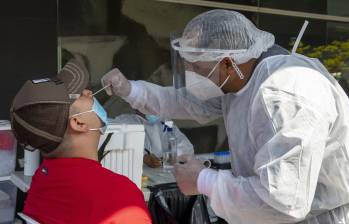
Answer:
[169,10,275,101]
[170,32,247,101]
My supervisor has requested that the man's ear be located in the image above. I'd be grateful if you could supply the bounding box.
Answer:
[68,117,89,133]
[219,57,235,78]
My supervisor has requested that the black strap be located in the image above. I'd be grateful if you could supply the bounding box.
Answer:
[98,133,114,162]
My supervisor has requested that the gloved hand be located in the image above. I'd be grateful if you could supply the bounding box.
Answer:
[101,68,131,97]
[174,155,205,196]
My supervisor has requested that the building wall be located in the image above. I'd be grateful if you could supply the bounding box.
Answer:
[57,0,349,153]
[0,0,57,119]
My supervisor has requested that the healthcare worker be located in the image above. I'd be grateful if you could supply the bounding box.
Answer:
[113,112,194,168]
[101,9,349,224]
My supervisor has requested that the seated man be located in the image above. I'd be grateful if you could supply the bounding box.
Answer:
[114,112,194,168]
[10,59,151,224]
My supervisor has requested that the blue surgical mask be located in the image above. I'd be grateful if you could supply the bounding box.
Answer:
[71,97,108,134]
[92,97,108,126]
[145,114,160,124]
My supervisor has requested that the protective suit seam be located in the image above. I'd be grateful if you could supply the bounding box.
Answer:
[258,90,278,179]
[261,57,277,136]
[259,89,277,135]
[339,141,349,162]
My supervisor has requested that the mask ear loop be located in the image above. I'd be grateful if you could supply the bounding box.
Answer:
[219,75,230,88]
[206,58,230,89]
[219,56,245,88]
[70,110,93,118]
[89,127,106,134]
[70,110,106,134]
[202,55,244,89]
[229,57,244,80]
[205,57,239,89]
[206,59,221,79]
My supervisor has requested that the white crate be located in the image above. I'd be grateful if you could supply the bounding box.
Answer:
[98,122,145,189]
[0,181,16,223]
[0,121,16,177]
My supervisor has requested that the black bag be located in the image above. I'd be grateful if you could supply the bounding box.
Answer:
[98,133,114,162]
[148,182,211,224]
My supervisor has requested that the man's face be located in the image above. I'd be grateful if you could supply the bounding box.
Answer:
[70,89,102,129]
[185,61,216,77]
[185,60,223,86]
[184,58,243,90]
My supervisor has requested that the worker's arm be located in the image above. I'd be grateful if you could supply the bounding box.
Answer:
[98,181,152,224]
[198,83,336,223]
[124,80,222,124]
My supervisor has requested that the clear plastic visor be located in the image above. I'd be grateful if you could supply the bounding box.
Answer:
[170,32,247,90]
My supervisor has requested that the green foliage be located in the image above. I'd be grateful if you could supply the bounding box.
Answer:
[290,39,349,79]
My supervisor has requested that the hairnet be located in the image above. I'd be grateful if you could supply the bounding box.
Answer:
[172,9,275,64]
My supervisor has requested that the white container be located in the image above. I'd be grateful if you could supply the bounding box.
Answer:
[0,121,17,177]
[0,190,10,208]
[98,120,145,189]
[0,181,17,223]
[24,150,40,176]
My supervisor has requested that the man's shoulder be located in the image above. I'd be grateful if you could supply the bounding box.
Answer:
[91,167,146,209]
[94,166,138,188]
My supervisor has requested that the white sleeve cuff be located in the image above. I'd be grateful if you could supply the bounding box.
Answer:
[197,168,218,197]
[125,81,143,102]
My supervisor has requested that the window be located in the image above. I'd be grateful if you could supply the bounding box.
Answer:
[58,0,349,153]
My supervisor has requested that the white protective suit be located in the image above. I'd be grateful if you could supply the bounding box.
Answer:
[113,114,194,158]
[122,50,349,223]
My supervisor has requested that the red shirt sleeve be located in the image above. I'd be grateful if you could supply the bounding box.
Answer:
[100,205,152,224]
[91,173,152,224]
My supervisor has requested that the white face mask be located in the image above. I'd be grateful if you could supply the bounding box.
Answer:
[185,71,225,101]
[185,57,244,101]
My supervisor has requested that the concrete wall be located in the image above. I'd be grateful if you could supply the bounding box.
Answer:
[0,0,57,119]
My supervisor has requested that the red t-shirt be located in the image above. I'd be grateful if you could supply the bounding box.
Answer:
[23,158,152,224]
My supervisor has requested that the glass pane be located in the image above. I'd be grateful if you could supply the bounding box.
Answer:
[260,0,326,14]
[324,22,349,95]
[58,0,349,154]
[258,14,327,48]
[258,13,349,95]
[207,0,258,6]
[328,0,349,17]
[58,0,227,153]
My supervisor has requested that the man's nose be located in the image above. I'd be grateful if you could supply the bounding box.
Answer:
[82,89,93,97]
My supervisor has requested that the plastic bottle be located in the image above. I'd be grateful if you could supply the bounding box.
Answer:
[162,121,177,170]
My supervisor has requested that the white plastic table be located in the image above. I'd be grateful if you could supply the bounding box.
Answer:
[141,166,176,201]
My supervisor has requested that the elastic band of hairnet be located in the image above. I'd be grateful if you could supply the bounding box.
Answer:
[171,38,247,54]
[229,58,244,79]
